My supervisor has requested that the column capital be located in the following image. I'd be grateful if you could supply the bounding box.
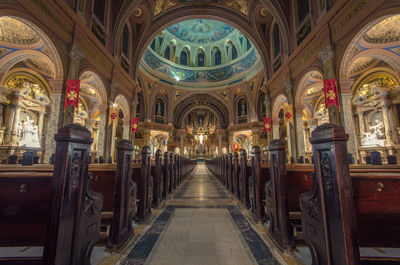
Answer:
[339,78,354,94]
[318,44,334,64]
[69,44,84,63]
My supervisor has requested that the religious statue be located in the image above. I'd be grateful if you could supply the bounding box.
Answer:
[18,117,41,148]
[362,120,385,147]
[240,99,247,116]
[156,99,162,115]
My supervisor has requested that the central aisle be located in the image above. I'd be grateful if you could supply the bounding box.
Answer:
[120,164,279,265]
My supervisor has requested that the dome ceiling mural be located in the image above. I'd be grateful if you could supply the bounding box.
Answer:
[140,19,262,89]
[167,19,235,44]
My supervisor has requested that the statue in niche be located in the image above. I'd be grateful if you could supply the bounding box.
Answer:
[155,98,164,116]
[199,115,204,127]
[238,98,247,116]
[362,120,385,146]
[18,117,40,148]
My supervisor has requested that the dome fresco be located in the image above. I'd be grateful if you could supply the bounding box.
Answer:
[141,19,262,87]
[167,19,235,44]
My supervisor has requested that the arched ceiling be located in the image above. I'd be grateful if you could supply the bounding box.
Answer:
[173,93,229,128]
[166,19,235,44]
[139,18,263,89]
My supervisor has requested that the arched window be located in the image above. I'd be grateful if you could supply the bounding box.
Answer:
[197,50,205,67]
[122,24,129,57]
[273,23,281,57]
[232,44,238,60]
[164,46,171,60]
[246,38,251,51]
[297,0,310,24]
[180,49,189,65]
[93,0,106,24]
[213,48,222,66]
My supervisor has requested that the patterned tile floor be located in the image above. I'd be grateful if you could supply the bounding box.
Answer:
[119,164,279,265]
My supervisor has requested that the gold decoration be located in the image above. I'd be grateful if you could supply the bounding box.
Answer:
[260,8,269,17]
[225,0,248,16]
[0,17,40,45]
[133,8,143,17]
[364,15,400,44]
[154,0,176,16]
[326,90,336,100]
[67,91,77,101]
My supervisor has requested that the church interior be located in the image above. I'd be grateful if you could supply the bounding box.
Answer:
[0,0,400,264]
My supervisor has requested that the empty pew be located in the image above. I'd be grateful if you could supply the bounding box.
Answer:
[0,124,103,265]
[133,146,153,222]
[300,124,400,265]
[162,152,170,199]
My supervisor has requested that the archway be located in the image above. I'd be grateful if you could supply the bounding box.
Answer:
[0,16,63,163]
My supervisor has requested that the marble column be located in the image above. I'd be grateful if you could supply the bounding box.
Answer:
[341,92,358,160]
[319,44,341,125]
[97,113,106,158]
[295,113,305,159]
[218,134,222,155]
[4,103,16,144]
[43,93,62,163]
[272,118,280,140]
[123,118,130,140]
[10,95,22,146]
[180,135,184,156]
[382,98,394,146]
[252,128,259,147]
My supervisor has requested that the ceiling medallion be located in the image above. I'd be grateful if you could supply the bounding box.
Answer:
[260,8,269,17]
[133,8,143,17]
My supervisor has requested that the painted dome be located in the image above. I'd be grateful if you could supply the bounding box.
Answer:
[166,19,235,44]
[140,19,262,89]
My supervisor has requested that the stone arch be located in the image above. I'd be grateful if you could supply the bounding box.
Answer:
[114,94,130,121]
[294,69,324,113]
[0,15,63,82]
[79,70,108,118]
[340,14,400,79]
[173,93,229,128]
[272,94,288,119]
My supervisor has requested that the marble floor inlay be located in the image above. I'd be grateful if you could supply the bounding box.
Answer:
[121,164,279,265]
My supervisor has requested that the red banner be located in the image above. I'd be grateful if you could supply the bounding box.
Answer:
[324,79,339,108]
[264,117,271,132]
[111,112,117,120]
[64,79,80,109]
[131,117,139,132]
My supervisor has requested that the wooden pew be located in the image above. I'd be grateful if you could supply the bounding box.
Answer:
[233,152,240,200]
[300,124,400,265]
[151,150,163,209]
[265,140,295,251]
[0,172,52,247]
[0,124,103,265]
[162,152,170,199]
[239,150,250,208]
[249,146,269,223]
[133,146,152,222]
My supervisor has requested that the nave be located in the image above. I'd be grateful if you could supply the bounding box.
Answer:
[118,164,277,265]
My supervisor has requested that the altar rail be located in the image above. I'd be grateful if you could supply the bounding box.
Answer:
[0,124,196,265]
[206,124,400,265]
